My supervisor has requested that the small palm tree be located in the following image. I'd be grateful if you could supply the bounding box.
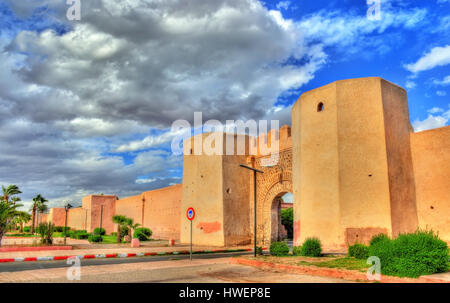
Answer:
[30,194,48,234]
[112,215,128,243]
[13,211,31,233]
[1,185,22,204]
[0,200,22,247]
[125,218,140,240]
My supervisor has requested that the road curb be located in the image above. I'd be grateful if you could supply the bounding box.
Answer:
[230,257,450,283]
[0,248,256,263]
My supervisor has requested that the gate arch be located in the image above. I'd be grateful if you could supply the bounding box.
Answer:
[252,147,293,246]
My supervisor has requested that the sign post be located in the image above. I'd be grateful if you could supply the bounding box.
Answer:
[186,207,195,261]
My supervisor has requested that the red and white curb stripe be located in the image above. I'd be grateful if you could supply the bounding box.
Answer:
[0,248,265,263]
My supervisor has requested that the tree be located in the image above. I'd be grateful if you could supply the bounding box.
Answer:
[30,194,48,234]
[125,218,140,240]
[281,207,293,239]
[14,211,31,233]
[112,215,128,243]
[1,185,22,205]
[0,200,22,247]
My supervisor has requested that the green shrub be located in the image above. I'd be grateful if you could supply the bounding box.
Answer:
[88,234,103,243]
[369,233,389,246]
[369,230,449,278]
[76,232,89,240]
[133,227,152,241]
[23,226,30,233]
[270,241,290,256]
[69,230,88,239]
[37,222,55,245]
[54,226,65,232]
[281,208,293,239]
[120,225,128,238]
[301,237,322,257]
[93,227,106,235]
[256,246,263,256]
[292,245,302,256]
[348,243,369,259]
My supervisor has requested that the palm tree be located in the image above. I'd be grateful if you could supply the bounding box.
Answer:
[11,197,21,206]
[30,194,48,234]
[13,211,31,233]
[125,218,140,240]
[1,185,22,204]
[112,215,127,243]
[0,200,22,247]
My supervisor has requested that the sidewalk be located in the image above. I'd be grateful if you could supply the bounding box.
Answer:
[0,244,254,262]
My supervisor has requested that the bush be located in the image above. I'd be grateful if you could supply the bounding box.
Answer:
[54,226,65,232]
[37,222,55,245]
[93,227,106,235]
[76,232,89,240]
[369,230,449,278]
[133,227,152,241]
[301,237,322,257]
[270,241,290,256]
[348,243,369,259]
[69,230,88,239]
[281,208,293,239]
[23,226,31,233]
[369,233,389,246]
[292,245,302,256]
[256,246,263,256]
[88,234,103,243]
[111,232,117,236]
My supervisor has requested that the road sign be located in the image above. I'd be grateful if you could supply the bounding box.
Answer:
[186,207,195,261]
[186,207,195,221]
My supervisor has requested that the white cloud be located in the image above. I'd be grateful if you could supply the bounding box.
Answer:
[405,81,416,89]
[413,106,450,132]
[404,45,450,73]
[276,1,291,11]
[433,75,450,86]
[436,90,447,96]
[428,107,444,114]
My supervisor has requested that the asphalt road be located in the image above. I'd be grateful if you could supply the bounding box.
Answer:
[0,251,253,273]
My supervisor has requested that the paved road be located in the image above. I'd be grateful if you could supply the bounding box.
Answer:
[0,251,252,272]
[0,253,351,283]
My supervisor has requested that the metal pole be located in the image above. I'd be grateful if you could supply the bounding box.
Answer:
[190,219,193,261]
[239,164,263,257]
[64,208,68,245]
[254,171,257,257]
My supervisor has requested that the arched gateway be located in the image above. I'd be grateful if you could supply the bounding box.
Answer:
[253,147,293,247]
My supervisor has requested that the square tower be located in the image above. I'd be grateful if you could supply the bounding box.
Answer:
[180,133,252,246]
[292,77,418,250]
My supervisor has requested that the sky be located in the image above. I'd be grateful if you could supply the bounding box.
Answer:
[0,0,449,210]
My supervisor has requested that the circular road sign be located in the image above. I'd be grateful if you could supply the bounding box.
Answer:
[186,207,195,221]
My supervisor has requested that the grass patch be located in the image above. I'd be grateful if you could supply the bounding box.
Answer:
[101,235,120,244]
[310,257,370,272]
[5,233,39,238]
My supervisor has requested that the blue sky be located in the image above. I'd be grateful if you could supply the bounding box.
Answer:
[0,0,449,209]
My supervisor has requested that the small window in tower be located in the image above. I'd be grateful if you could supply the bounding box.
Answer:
[317,102,324,112]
